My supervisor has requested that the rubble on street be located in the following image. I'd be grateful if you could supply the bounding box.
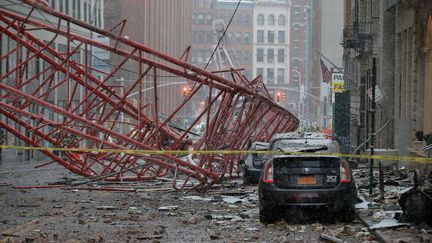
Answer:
[0,158,430,242]
[353,165,432,242]
[0,159,378,243]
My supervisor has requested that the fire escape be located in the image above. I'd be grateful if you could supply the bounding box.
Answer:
[340,0,376,154]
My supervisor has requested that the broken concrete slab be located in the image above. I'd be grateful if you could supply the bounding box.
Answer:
[96,206,118,210]
[369,218,410,230]
[157,206,178,211]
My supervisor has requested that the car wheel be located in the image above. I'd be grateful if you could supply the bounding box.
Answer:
[325,208,337,224]
[259,199,279,223]
[336,206,356,222]
[243,168,254,185]
[259,205,278,223]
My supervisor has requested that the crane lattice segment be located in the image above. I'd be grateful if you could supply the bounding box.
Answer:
[0,1,299,190]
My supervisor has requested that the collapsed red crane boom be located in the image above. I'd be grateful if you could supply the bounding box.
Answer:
[0,1,299,190]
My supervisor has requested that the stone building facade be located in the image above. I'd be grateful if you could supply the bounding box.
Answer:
[104,0,192,115]
[342,0,432,168]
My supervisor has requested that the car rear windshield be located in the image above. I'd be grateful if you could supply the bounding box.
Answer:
[272,139,337,153]
[274,157,340,168]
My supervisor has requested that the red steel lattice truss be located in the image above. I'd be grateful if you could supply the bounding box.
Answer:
[0,0,299,191]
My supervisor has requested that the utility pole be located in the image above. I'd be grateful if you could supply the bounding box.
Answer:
[369,58,376,195]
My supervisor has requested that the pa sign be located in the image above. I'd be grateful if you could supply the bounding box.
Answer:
[331,73,344,93]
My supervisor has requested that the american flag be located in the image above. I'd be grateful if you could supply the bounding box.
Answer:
[320,59,331,84]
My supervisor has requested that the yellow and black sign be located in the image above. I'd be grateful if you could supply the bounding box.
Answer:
[331,72,345,93]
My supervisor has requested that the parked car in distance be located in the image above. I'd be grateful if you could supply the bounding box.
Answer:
[258,132,357,223]
[241,142,269,185]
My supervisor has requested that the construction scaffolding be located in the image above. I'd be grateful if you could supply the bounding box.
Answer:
[0,0,299,191]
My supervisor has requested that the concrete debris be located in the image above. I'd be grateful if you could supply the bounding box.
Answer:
[399,187,432,226]
[128,207,142,215]
[209,234,221,240]
[355,201,369,209]
[319,233,345,243]
[222,196,247,204]
[183,196,212,202]
[157,206,178,211]
[369,218,410,230]
[287,226,298,232]
[311,223,324,231]
[136,235,163,240]
[96,206,117,210]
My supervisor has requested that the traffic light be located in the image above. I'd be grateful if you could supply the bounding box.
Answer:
[276,91,286,102]
[276,92,281,102]
[182,86,192,97]
[280,92,286,102]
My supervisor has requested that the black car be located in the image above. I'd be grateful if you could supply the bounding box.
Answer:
[258,133,357,223]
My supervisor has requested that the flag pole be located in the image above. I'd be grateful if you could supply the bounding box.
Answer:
[316,50,357,88]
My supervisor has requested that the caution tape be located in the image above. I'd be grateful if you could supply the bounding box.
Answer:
[1,144,432,163]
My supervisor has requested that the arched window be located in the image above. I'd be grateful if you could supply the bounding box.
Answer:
[268,15,275,26]
[278,15,285,26]
[257,14,264,25]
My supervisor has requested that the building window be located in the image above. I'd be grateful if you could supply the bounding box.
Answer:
[293,59,300,70]
[257,30,264,43]
[196,0,204,8]
[198,32,205,43]
[267,48,274,63]
[197,13,205,24]
[257,14,264,25]
[278,15,285,26]
[244,32,251,43]
[268,30,274,43]
[235,14,242,25]
[293,6,301,20]
[277,68,284,84]
[277,49,284,63]
[72,0,76,17]
[197,49,204,63]
[293,28,300,40]
[292,71,300,82]
[207,32,213,43]
[244,51,251,62]
[278,31,285,44]
[206,14,213,25]
[97,8,101,27]
[205,0,212,8]
[83,2,87,22]
[268,15,275,26]
[293,40,300,50]
[77,0,81,20]
[256,68,264,77]
[235,32,242,42]
[257,48,264,62]
[244,15,251,25]
[267,68,274,84]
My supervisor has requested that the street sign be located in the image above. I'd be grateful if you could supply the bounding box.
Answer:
[331,72,344,93]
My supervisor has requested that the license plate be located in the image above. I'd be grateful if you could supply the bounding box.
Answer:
[297,175,316,185]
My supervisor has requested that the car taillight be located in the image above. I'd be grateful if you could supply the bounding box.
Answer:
[340,159,351,183]
[263,161,273,183]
